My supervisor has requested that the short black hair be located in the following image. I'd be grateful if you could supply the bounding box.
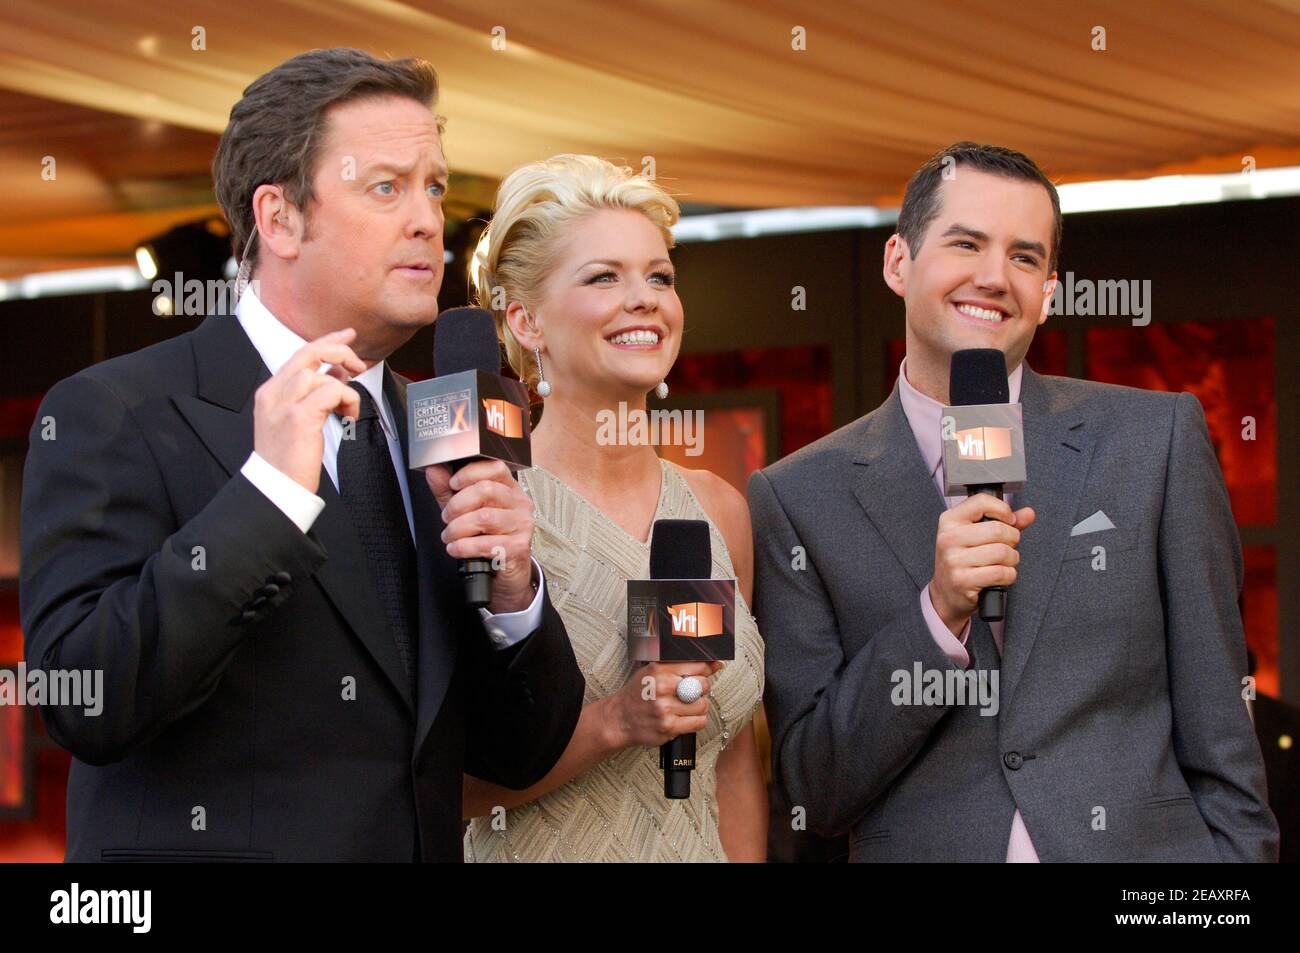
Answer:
[896,141,1062,272]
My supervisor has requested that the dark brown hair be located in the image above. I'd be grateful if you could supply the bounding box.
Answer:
[896,141,1062,272]
[212,48,442,272]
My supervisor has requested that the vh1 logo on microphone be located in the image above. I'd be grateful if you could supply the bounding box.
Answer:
[628,579,735,663]
[954,425,1013,462]
[941,403,1027,495]
[668,601,724,638]
[406,370,531,470]
[482,398,524,438]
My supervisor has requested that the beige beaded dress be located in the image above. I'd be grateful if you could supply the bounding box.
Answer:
[464,458,765,862]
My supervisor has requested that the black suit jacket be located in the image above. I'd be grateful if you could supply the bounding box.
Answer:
[19,311,585,861]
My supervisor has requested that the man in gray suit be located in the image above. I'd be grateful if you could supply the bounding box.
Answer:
[750,142,1278,862]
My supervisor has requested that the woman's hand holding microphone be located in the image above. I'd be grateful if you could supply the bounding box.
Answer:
[598,661,725,749]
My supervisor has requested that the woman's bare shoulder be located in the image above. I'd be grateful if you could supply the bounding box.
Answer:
[673,464,751,542]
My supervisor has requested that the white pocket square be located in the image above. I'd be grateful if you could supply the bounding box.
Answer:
[1070,510,1116,537]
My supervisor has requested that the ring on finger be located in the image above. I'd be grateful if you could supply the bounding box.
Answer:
[676,676,705,704]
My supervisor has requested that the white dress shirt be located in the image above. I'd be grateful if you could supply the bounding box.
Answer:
[235,285,543,648]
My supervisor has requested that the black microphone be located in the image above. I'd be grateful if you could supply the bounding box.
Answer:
[406,306,531,608]
[650,519,712,800]
[945,348,1027,622]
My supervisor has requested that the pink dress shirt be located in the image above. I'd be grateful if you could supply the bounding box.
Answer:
[897,358,1040,863]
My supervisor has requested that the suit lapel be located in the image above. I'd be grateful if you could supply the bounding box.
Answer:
[999,365,1094,712]
[172,311,268,477]
[173,310,414,713]
[850,388,947,592]
[385,371,459,753]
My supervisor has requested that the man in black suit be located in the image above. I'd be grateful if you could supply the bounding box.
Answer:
[19,48,584,862]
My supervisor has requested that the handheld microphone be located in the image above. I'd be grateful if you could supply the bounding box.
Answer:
[406,306,532,608]
[942,348,1027,622]
[631,519,736,799]
[652,520,709,800]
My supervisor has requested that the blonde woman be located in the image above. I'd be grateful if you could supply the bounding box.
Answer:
[459,155,767,861]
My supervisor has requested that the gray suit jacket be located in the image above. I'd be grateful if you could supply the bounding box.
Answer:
[749,365,1278,861]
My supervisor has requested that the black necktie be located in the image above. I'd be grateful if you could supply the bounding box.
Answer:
[337,381,418,693]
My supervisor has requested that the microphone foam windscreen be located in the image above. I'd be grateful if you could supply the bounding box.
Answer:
[949,348,1009,406]
[649,519,711,580]
[434,307,502,376]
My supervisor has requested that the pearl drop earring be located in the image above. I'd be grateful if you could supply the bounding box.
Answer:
[654,381,669,399]
[533,347,551,398]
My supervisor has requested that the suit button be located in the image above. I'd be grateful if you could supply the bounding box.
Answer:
[259,584,280,597]
[1004,751,1023,771]
[273,571,292,585]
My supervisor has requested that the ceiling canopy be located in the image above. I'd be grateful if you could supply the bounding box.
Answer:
[3,0,1299,276]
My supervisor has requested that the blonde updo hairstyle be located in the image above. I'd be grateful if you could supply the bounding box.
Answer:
[469,154,681,397]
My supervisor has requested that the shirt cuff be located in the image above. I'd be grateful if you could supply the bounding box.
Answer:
[478,557,546,650]
[240,451,325,534]
[920,586,971,669]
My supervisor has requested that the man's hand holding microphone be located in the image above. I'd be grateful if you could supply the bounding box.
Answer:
[929,495,1035,637]
[251,326,537,615]
[425,461,536,614]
